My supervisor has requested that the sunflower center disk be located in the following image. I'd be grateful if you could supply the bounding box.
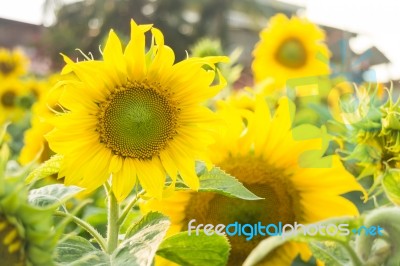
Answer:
[98,83,177,159]
[0,62,15,75]
[0,90,16,108]
[275,38,307,68]
[185,156,299,264]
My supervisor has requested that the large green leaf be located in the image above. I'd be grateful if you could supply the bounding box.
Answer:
[55,235,110,266]
[112,212,170,266]
[157,231,230,266]
[175,163,262,200]
[28,184,83,208]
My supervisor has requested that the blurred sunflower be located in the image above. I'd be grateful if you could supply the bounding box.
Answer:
[144,96,365,265]
[0,79,25,124]
[46,20,227,202]
[0,131,56,266]
[21,77,47,102]
[252,14,330,89]
[0,48,28,79]
[19,85,62,165]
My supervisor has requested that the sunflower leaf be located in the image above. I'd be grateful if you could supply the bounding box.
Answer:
[176,164,262,200]
[28,184,83,208]
[382,169,400,205]
[113,212,170,266]
[156,231,230,266]
[25,154,63,184]
[55,235,110,266]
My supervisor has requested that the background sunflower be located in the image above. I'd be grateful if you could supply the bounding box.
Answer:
[252,14,331,90]
[143,95,365,265]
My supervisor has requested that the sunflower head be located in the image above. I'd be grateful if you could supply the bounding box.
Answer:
[0,48,28,79]
[46,20,227,201]
[19,77,64,165]
[0,79,25,124]
[252,14,331,89]
[144,94,365,265]
[0,128,56,266]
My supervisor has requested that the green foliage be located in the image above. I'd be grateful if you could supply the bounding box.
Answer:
[173,163,262,200]
[382,169,400,205]
[55,235,109,266]
[157,231,230,266]
[114,212,170,266]
[28,184,83,208]
[356,207,400,265]
[25,154,63,184]
[0,139,58,266]
[56,212,171,266]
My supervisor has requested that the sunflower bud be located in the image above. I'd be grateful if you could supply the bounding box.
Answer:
[0,133,56,266]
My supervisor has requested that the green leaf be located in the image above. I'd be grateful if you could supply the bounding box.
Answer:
[112,212,170,266]
[25,154,63,184]
[382,169,400,205]
[157,231,230,266]
[28,184,83,208]
[178,163,262,200]
[55,235,110,266]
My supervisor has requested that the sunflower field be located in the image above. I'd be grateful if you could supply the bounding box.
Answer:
[1,2,400,266]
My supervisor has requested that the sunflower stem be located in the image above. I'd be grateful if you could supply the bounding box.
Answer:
[107,188,119,254]
[54,210,107,252]
[339,241,363,266]
[118,190,145,225]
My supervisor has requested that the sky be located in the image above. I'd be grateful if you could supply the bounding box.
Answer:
[1,0,400,81]
[0,0,47,25]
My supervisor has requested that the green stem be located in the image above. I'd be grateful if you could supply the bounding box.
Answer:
[339,241,363,266]
[107,189,119,254]
[118,190,145,225]
[54,211,107,252]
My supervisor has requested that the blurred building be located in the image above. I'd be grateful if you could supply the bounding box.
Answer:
[0,18,43,48]
[0,17,50,75]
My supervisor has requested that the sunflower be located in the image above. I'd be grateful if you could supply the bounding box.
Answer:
[46,20,227,202]
[0,79,25,124]
[19,78,61,165]
[143,96,365,265]
[0,48,28,79]
[0,132,56,266]
[252,14,331,89]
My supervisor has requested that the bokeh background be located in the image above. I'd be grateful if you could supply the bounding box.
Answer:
[1,0,399,87]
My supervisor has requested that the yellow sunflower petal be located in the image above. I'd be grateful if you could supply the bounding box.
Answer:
[112,159,137,202]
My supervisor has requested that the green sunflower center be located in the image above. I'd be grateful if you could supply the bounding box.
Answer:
[275,38,307,68]
[97,81,178,159]
[0,61,15,75]
[184,156,301,265]
[1,90,16,108]
[0,216,24,265]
